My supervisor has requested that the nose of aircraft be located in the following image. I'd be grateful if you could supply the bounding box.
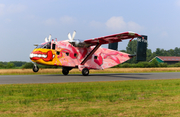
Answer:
[30,49,55,62]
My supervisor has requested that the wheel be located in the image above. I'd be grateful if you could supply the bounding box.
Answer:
[82,68,89,76]
[62,68,69,75]
[33,65,39,72]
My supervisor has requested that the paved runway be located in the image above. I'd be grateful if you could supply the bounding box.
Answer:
[0,72,180,84]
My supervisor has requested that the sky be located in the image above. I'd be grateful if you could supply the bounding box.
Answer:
[1,0,180,61]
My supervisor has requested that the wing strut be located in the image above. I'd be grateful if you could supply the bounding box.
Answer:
[81,43,101,65]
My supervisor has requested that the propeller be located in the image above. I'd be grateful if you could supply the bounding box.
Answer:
[45,37,48,42]
[68,31,76,42]
[48,34,51,42]
[45,34,52,42]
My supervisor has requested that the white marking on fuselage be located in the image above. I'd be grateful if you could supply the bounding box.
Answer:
[29,53,47,58]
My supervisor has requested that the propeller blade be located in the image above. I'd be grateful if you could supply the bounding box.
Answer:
[72,30,76,40]
[45,37,48,42]
[48,34,51,42]
[68,33,72,41]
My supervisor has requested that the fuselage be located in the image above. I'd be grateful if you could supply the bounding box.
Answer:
[30,40,132,70]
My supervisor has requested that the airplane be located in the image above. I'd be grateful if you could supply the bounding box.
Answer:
[30,31,142,76]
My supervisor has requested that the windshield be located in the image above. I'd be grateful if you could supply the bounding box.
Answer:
[36,42,51,49]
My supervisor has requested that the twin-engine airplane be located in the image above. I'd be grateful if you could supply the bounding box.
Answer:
[30,31,141,76]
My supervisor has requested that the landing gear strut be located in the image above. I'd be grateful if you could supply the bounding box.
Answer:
[33,65,39,72]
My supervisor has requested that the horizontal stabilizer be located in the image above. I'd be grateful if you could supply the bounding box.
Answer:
[129,54,136,57]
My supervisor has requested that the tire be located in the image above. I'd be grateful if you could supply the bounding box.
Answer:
[33,65,39,72]
[62,68,69,75]
[82,68,89,76]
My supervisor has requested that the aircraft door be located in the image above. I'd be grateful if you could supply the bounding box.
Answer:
[52,43,56,50]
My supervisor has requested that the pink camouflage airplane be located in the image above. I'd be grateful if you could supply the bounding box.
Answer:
[30,31,141,76]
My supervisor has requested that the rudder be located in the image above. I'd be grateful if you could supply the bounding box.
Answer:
[136,35,147,61]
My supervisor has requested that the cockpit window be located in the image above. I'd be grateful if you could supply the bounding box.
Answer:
[36,42,51,49]
[36,44,44,48]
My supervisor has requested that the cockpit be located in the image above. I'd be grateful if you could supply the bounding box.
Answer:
[36,42,51,49]
[36,42,56,50]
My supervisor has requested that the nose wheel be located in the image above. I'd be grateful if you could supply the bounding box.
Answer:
[33,65,39,72]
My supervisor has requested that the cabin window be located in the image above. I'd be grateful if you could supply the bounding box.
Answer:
[66,52,69,56]
[74,53,77,57]
[56,51,60,55]
[94,56,98,59]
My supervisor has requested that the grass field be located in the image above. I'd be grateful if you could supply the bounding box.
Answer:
[1,67,180,75]
[0,80,180,116]
[1,68,180,116]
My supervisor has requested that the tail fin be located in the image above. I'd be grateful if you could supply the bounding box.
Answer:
[136,35,147,61]
[108,35,147,62]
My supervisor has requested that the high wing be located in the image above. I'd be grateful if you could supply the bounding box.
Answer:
[69,31,141,47]
[79,31,141,65]
[84,31,141,46]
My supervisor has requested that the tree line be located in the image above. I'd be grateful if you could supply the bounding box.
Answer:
[1,39,180,69]
[122,40,180,63]
[0,61,59,69]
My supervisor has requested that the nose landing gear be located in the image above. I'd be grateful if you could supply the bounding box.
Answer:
[33,64,39,72]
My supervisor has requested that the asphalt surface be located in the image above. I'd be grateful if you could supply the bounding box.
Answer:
[0,72,180,84]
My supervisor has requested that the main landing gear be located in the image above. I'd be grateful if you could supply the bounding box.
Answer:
[62,67,73,75]
[82,68,89,76]
[62,67,89,76]
[33,64,39,72]
[62,67,69,75]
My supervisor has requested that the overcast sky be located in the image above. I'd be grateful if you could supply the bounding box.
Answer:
[1,0,180,61]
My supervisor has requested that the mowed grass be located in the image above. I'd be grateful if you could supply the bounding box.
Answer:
[1,67,180,75]
[1,80,180,116]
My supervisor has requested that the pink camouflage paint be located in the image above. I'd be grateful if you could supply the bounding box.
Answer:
[30,31,141,75]
[53,40,132,70]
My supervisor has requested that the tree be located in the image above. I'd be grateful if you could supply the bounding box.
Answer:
[126,40,137,63]
[21,62,34,69]
[146,49,153,62]
[168,49,174,56]
[174,47,180,56]
[6,62,15,68]
[155,48,163,56]
[0,63,6,68]
[126,40,137,55]
[150,59,159,67]
[10,61,27,67]
[120,50,126,53]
